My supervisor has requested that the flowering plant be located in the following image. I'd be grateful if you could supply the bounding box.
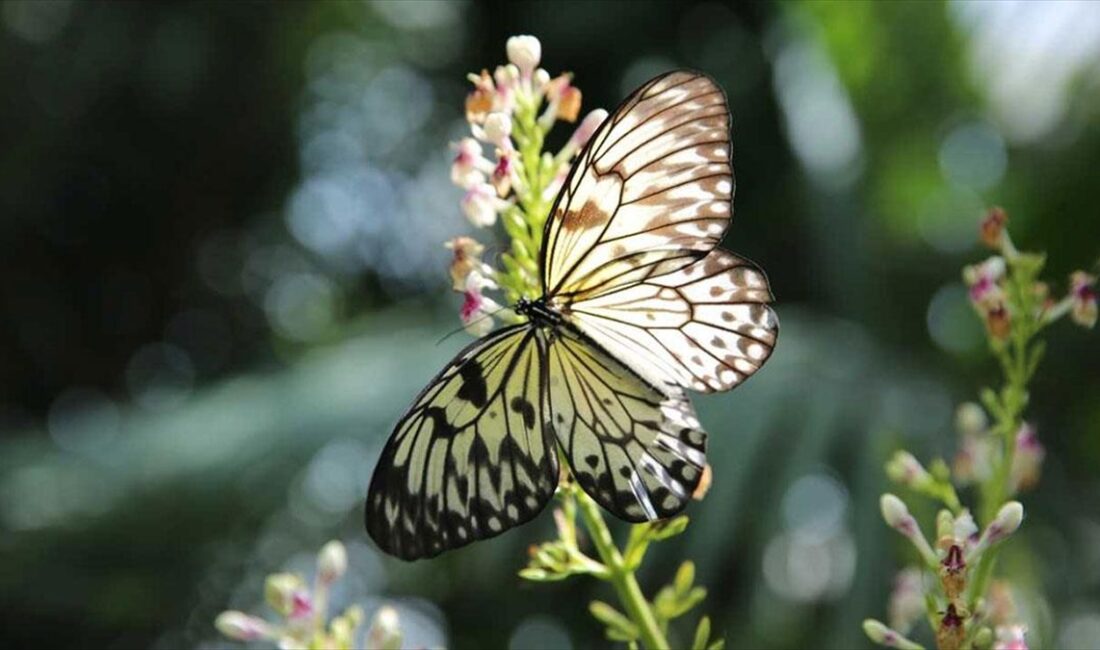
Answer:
[446,36,723,650]
[864,207,1096,650]
[214,540,404,649]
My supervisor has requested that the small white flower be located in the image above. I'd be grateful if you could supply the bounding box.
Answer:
[460,271,501,336]
[953,509,979,546]
[366,606,403,650]
[450,138,493,188]
[317,540,347,586]
[955,402,988,436]
[506,35,541,76]
[888,568,925,633]
[461,182,502,227]
[482,112,514,150]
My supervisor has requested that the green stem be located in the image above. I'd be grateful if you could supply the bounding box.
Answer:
[574,487,670,650]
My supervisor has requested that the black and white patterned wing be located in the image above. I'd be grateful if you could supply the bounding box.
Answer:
[545,327,707,521]
[366,325,558,560]
[541,71,732,302]
[568,248,777,393]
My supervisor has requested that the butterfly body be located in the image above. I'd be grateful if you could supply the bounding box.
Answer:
[514,296,567,329]
[367,71,778,561]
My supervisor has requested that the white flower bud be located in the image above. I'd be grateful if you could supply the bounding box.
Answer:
[215,611,271,641]
[885,451,932,488]
[506,35,541,76]
[880,494,938,567]
[366,606,403,650]
[264,573,308,618]
[955,402,988,436]
[533,68,550,90]
[461,182,501,228]
[988,501,1024,543]
[317,540,347,585]
[483,112,513,149]
[862,618,924,649]
[966,501,1025,564]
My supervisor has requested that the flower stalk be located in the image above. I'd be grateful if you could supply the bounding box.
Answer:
[449,35,723,650]
[867,208,1095,650]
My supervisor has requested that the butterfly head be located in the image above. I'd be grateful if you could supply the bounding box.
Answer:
[514,296,563,328]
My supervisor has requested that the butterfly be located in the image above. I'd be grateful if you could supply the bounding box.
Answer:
[366,71,778,560]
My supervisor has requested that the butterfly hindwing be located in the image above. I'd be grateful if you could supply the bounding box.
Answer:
[566,249,778,392]
[366,325,559,560]
[542,71,733,301]
[545,327,706,522]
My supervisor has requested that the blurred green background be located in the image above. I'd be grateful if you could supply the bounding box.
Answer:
[2,1,1099,648]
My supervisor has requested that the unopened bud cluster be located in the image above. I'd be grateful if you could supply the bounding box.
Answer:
[214,540,403,650]
[447,34,608,334]
[865,208,1099,650]
[963,207,1096,340]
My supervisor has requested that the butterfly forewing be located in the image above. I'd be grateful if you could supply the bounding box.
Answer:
[366,325,558,560]
[541,71,733,301]
[546,328,707,521]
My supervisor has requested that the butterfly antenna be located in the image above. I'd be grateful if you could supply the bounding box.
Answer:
[435,304,517,346]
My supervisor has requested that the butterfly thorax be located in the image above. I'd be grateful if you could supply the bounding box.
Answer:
[515,296,565,328]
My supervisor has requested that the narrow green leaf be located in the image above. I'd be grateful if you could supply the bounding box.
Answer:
[674,561,695,595]
[707,639,725,650]
[589,601,638,639]
[692,616,711,650]
[648,516,690,542]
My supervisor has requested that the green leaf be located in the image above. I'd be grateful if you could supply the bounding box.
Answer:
[692,616,711,650]
[589,601,638,640]
[980,388,1003,420]
[647,516,690,542]
[707,639,726,650]
[674,561,696,595]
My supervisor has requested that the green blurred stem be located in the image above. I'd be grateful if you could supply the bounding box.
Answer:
[574,487,670,650]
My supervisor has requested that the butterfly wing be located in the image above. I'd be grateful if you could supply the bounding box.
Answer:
[546,327,706,521]
[566,249,778,393]
[541,71,733,301]
[366,325,559,560]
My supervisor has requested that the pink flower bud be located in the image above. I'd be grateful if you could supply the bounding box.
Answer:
[450,138,491,189]
[570,109,608,150]
[460,273,501,336]
[445,236,486,292]
[964,256,1006,308]
[1070,271,1097,328]
[993,624,1029,650]
[1010,423,1044,493]
[980,206,1008,250]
